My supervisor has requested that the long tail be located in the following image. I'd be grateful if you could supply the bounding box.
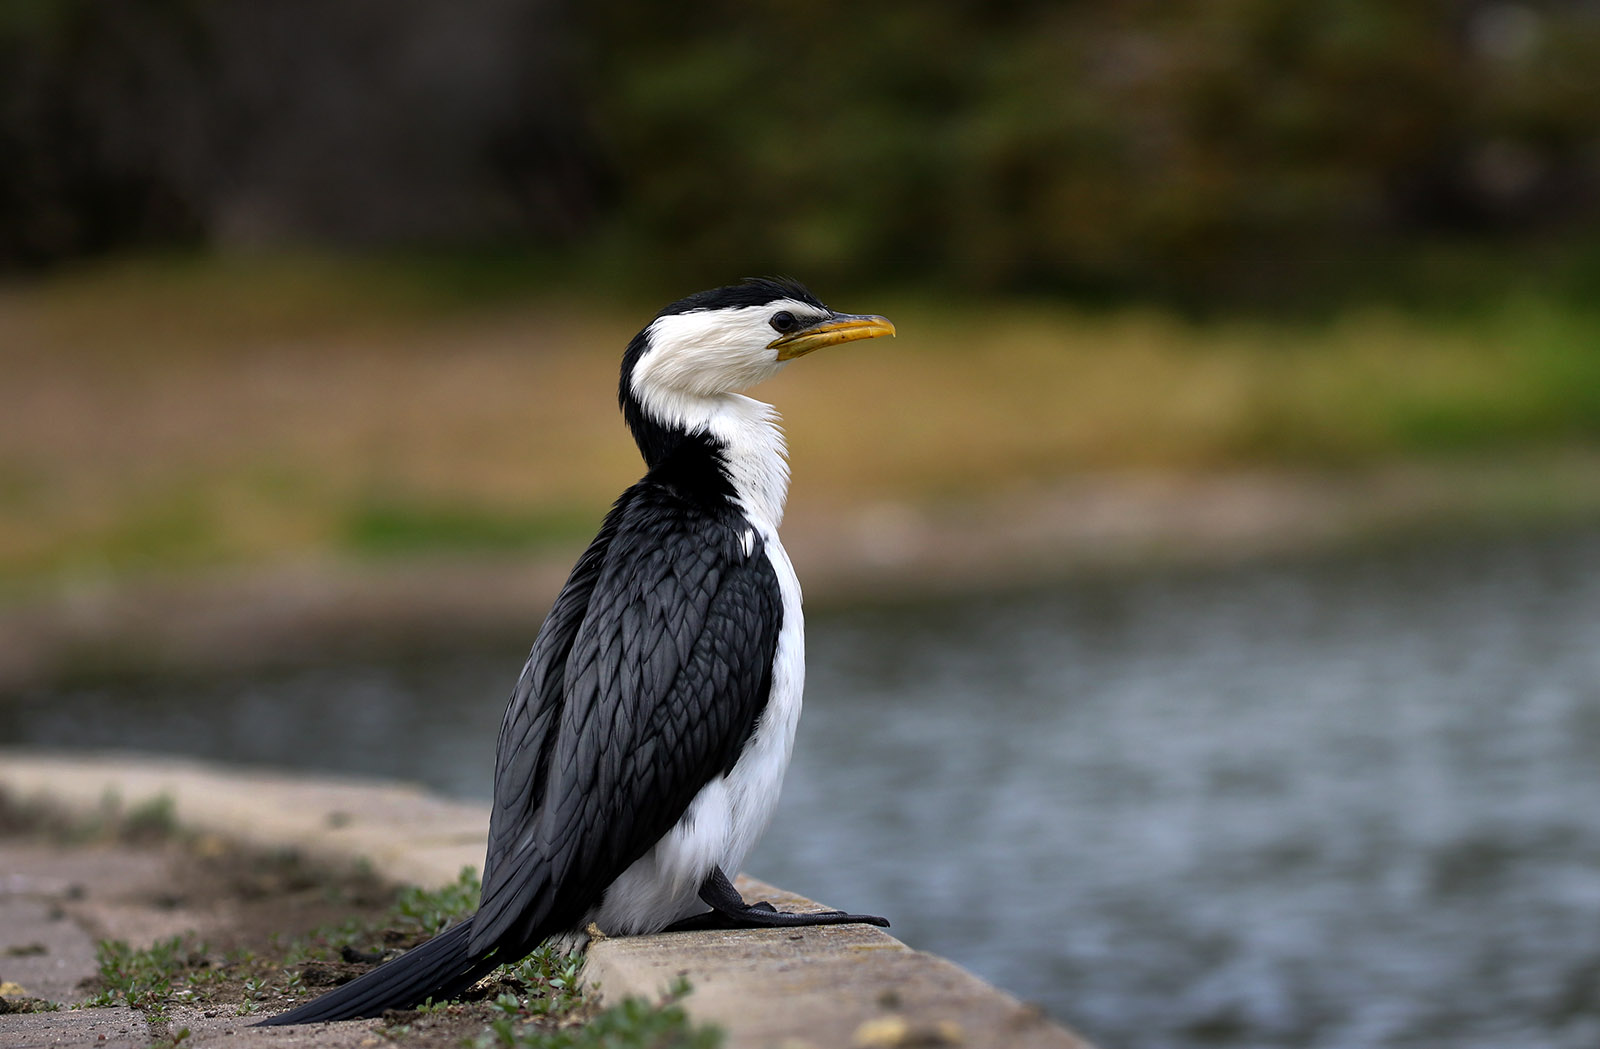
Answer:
[254,914,499,1025]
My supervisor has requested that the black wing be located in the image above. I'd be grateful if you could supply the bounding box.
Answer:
[471,483,782,954]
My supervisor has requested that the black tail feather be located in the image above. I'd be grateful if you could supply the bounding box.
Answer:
[254,915,497,1025]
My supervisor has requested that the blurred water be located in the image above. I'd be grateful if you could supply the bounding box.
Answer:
[6,529,1600,1049]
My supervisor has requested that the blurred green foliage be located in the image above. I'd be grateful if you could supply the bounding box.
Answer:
[581,0,1600,302]
[344,500,599,559]
[4,0,1600,304]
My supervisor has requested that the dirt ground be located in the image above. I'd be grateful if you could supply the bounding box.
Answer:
[0,796,584,1048]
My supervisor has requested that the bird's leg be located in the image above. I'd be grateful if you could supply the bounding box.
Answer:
[663,867,889,932]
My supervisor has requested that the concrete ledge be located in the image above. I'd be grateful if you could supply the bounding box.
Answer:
[0,750,1092,1048]
[0,749,487,890]
[587,886,1085,1049]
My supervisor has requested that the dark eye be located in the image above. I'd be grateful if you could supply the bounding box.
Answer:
[770,311,798,333]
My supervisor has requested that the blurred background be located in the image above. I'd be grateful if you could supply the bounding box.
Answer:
[3,2,1600,1047]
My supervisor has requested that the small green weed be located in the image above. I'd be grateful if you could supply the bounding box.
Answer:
[473,978,721,1049]
[86,936,207,1019]
[393,866,482,937]
[149,1027,192,1049]
[498,944,585,1018]
[87,932,297,1021]
[281,867,480,967]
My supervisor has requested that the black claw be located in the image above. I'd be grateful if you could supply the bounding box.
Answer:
[801,910,891,928]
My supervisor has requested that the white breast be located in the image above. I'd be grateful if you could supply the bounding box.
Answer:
[720,525,805,877]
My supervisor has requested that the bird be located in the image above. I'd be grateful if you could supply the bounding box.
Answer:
[258,278,895,1024]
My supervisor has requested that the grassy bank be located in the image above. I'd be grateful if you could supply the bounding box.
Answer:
[2,255,1599,596]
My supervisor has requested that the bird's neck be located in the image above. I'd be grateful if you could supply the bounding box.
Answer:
[627,390,790,530]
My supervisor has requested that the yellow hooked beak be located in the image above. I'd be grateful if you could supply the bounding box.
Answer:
[768,313,897,361]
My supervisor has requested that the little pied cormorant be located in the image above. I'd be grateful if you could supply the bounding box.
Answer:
[258,278,895,1024]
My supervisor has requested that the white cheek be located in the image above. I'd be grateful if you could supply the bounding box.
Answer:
[634,340,779,399]
[634,300,819,399]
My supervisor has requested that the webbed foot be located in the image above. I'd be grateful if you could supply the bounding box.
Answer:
[665,867,889,931]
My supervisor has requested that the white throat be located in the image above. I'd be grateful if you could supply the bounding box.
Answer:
[635,385,791,530]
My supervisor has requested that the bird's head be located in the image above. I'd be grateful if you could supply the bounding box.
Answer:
[620,277,895,418]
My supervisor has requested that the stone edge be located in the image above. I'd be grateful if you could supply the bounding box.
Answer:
[0,749,1093,1049]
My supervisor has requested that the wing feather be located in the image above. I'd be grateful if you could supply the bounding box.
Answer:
[471,483,780,954]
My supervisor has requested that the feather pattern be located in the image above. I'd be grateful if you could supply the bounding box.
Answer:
[471,474,783,955]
